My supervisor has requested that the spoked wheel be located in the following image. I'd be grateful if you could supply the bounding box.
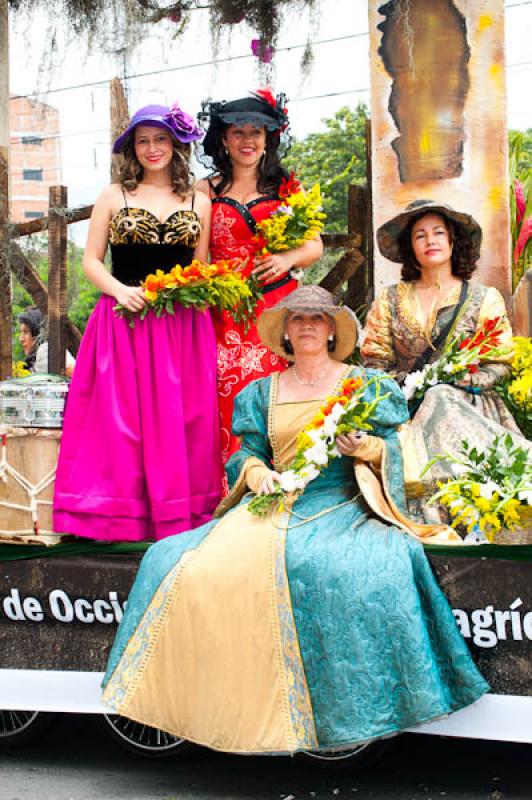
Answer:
[296,739,390,770]
[100,713,192,758]
[0,710,58,747]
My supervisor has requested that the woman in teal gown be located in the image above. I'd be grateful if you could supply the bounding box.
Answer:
[102,286,488,754]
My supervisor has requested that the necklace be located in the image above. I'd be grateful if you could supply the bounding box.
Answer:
[292,362,331,387]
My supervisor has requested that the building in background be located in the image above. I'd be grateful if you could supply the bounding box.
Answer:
[9,96,62,222]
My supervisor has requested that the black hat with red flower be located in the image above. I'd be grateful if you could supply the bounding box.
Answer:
[198,90,289,160]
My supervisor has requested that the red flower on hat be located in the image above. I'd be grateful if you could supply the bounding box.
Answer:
[255,88,277,108]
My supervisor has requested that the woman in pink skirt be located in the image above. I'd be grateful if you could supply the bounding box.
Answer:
[54,103,222,542]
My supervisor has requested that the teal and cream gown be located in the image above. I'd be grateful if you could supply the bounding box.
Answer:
[102,367,488,754]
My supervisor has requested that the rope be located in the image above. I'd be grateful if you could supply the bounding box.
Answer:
[0,432,57,536]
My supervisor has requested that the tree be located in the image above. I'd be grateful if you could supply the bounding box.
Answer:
[284,104,368,233]
[11,237,99,359]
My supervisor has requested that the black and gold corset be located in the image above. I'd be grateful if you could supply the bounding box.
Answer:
[109,207,202,286]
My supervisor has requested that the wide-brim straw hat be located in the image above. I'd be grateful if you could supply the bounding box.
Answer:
[376,199,482,263]
[257,286,358,362]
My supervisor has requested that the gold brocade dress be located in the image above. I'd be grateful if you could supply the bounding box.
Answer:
[362,281,530,524]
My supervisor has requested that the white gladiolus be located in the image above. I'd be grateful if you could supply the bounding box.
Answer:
[306,427,323,444]
[402,370,425,401]
[322,414,338,439]
[305,440,329,466]
[330,402,345,422]
[300,465,320,483]
[449,498,465,510]
[518,489,532,505]
[478,480,500,500]
[278,470,300,492]
[451,462,470,476]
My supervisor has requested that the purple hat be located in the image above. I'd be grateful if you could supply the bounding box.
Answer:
[112,103,203,153]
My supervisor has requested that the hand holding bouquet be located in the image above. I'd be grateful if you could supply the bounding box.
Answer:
[114,259,262,329]
[403,317,511,405]
[248,374,391,516]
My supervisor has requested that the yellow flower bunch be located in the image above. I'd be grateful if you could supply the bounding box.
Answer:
[115,259,261,329]
[254,175,326,254]
[11,361,30,378]
[497,336,532,437]
[427,435,531,542]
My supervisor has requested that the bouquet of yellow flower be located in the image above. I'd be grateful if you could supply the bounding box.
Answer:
[248,374,392,516]
[425,435,532,541]
[496,336,532,438]
[254,173,326,254]
[11,361,30,378]
[114,259,262,329]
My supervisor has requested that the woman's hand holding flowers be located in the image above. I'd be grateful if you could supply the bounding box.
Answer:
[253,252,292,284]
[336,431,384,466]
[336,431,368,456]
[257,470,283,495]
[114,284,147,313]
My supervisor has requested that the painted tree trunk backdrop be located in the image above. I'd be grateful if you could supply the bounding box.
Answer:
[369,0,511,302]
[0,0,12,380]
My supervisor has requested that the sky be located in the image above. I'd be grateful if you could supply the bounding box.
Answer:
[7,0,532,242]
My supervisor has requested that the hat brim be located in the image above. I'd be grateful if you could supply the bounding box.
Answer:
[377,202,482,263]
[112,118,202,154]
[257,305,358,362]
[217,110,282,131]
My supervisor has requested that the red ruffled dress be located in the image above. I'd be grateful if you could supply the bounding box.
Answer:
[210,195,297,466]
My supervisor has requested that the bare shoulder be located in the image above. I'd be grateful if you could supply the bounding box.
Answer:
[195,178,211,196]
[94,183,123,211]
[193,190,211,212]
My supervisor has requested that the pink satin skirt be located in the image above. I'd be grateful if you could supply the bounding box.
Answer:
[53,296,222,541]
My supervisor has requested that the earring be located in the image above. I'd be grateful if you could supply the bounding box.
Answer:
[224,147,229,155]
[328,334,334,341]
[284,333,290,341]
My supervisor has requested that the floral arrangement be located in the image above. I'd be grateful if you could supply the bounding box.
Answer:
[11,361,30,378]
[254,173,326,255]
[425,435,532,541]
[509,131,531,288]
[248,374,391,516]
[403,317,510,406]
[114,259,261,328]
[496,336,532,439]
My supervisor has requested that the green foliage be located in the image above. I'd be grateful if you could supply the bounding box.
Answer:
[12,236,99,355]
[284,104,368,233]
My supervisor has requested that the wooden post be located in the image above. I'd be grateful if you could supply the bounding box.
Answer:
[0,0,12,380]
[345,119,374,316]
[47,186,68,375]
[110,77,129,183]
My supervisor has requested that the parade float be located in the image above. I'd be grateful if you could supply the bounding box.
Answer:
[0,0,531,766]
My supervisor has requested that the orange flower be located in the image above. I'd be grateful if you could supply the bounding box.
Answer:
[143,270,166,299]
[342,376,363,395]
[310,412,325,428]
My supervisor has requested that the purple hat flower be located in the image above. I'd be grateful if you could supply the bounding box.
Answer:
[112,102,203,154]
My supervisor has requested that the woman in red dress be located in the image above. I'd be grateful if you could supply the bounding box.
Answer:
[197,91,323,466]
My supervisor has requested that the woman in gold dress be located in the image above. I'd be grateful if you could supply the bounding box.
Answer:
[362,199,529,525]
